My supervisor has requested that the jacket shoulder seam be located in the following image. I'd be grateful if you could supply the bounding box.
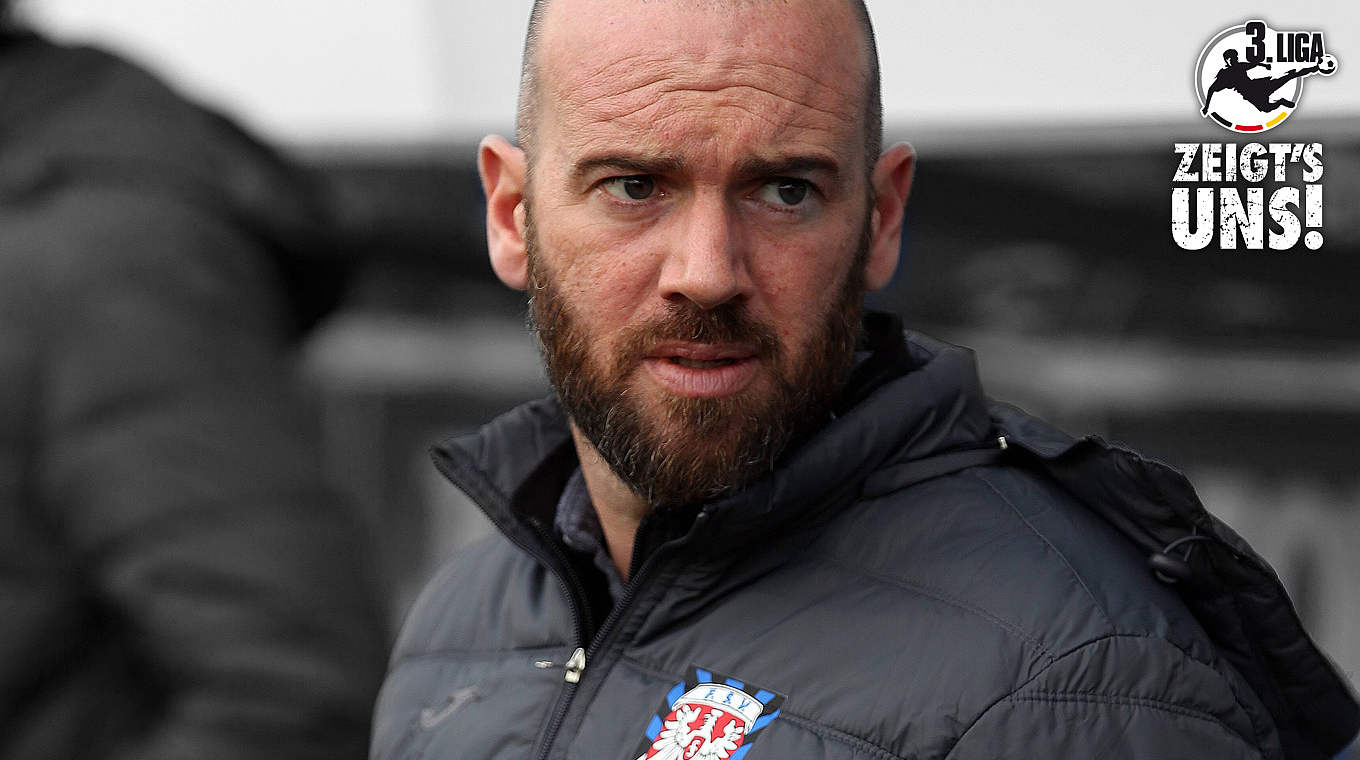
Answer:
[966,469,1115,632]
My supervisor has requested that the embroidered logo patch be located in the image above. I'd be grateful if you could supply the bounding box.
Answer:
[633,666,785,760]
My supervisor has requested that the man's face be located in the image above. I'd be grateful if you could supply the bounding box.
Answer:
[522,0,877,507]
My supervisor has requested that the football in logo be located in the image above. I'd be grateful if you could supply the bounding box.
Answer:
[1196,19,1337,133]
[634,667,785,760]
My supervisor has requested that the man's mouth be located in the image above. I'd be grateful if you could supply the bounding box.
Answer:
[642,343,760,398]
[666,356,740,369]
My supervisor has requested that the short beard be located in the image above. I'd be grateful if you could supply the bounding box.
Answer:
[527,217,868,510]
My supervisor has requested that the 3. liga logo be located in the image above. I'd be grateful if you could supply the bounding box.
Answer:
[1196,19,1337,133]
[634,667,785,760]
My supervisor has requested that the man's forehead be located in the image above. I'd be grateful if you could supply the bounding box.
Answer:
[533,0,866,163]
[537,0,862,72]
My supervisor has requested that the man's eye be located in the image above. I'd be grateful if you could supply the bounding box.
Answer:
[602,176,657,201]
[759,179,811,207]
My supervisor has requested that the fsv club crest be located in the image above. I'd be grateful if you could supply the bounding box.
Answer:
[634,667,785,760]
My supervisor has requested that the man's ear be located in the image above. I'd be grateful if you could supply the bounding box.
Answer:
[864,142,915,291]
[478,135,529,290]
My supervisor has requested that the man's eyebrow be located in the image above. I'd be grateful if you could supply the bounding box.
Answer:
[735,155,842,181]
[571,154,686,181]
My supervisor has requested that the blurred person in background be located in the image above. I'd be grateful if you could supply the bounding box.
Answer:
[0,4,387,758]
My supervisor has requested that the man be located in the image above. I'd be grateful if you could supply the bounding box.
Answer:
[373,1,1358,758]
[1,11,387,759]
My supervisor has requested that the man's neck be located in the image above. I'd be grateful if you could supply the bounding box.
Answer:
[569,424,647,580]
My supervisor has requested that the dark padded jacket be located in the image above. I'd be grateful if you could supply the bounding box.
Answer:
[1,34,386,759]
[373,317,1358,760]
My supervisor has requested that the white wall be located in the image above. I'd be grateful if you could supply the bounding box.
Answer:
[17,1,1359,144]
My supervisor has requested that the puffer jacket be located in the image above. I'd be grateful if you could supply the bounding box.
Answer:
[373,315,1358,760]
[0,33,386,760]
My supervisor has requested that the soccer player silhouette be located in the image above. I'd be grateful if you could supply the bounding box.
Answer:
[1202,48,1320,116]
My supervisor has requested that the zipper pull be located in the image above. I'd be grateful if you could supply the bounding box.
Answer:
[534,647,587,684]
[564,647,586,683]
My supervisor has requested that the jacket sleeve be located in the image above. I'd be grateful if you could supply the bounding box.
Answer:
[945,634,1275,760]
[33,184,388,760]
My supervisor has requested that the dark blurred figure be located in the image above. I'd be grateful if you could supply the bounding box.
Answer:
[0,10,387,760]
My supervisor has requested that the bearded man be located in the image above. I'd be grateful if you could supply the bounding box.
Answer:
[371,1,1358,758]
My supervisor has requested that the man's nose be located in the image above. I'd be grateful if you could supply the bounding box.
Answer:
[657,195,750,310]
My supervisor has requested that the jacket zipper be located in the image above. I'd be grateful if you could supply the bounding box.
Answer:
[432,448,714,759]
[529,511,708,760]
[458,515,592,760]
[430,451,614,759]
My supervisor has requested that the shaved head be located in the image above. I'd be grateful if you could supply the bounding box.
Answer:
[516,0,882,174]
